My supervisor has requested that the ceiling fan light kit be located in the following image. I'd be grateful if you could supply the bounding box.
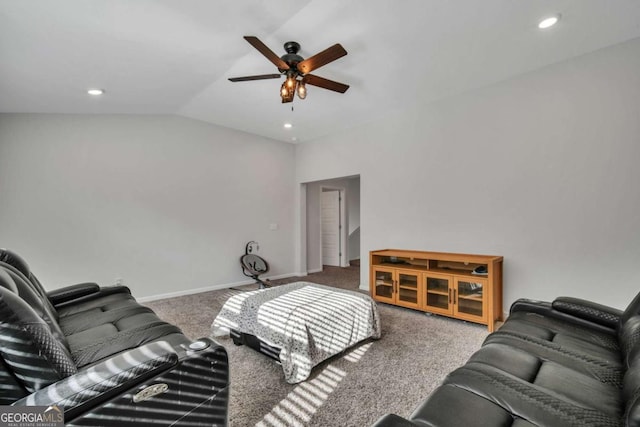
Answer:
[280,81,295,103]
[297,81,307,99]
[229,36,349,103]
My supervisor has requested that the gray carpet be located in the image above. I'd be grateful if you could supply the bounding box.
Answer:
[145,266,488,427]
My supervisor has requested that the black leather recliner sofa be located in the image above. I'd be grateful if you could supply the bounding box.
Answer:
[0,249,229,426]
[373,291,640,426]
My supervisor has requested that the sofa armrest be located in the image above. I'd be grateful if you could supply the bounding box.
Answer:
[49,285,132,309]
[47,282,100,306]
[552,296,622,329]
[14,338,230,426]
[510,297,619,334]
[510,298,553,315]
[371,414,419,427]
[13,341,178,419]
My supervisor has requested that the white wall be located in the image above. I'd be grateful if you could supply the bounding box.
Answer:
[305,176,360,272]
[346,178,361,235]
[346,178,360,261]
[0,114,296,299]
[306,182,322,272]
[295,38,640,311]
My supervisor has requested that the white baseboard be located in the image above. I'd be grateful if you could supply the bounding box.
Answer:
[307,268,323,274]
[137,272,299,303]
[266,273,299,281]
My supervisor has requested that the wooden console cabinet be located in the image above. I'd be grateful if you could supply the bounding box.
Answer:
[370,249,503,331]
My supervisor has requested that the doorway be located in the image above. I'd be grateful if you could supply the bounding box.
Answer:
[303,175,360,273]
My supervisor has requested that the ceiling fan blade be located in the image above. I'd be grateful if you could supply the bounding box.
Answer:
[297,44,347,74]
[303,74,349,93]
[244,36,290,70]
[228,74,282,82]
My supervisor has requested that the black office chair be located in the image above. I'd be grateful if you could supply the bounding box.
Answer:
[240,241,270,289]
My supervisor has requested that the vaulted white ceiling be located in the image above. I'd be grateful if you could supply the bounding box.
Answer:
[1,1,640,143]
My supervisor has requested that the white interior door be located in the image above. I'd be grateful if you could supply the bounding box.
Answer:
[321,190,341,266]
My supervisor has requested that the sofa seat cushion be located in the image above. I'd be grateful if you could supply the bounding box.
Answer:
[473,342,623,390]
[507,310,619,351]
[485,332,623,387]
[485,318,622,366]
[492,319,620,361]
[442,364,621,426]
[469,344,621,416]
[408,384,536,427]
[58,304,153,335]
[65,311,189,368]
[533,362,621,416]
[55,291,139,318]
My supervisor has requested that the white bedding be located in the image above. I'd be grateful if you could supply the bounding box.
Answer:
[211,282,381,383]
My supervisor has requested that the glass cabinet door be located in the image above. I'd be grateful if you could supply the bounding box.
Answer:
[424,273,453,315]
[372,268,395,303]
[396,272,420,309]
[454,278,487,322]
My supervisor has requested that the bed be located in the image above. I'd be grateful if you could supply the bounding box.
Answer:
[211,282,381,383]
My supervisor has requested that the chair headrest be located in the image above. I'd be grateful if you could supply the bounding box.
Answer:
[0,249,31,278]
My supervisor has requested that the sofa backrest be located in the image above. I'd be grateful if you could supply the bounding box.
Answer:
[620,315,640,426]
[0,268,77,405]
[623,352,640,425]
[0,262,67,347]
[0,249,31,279]
[621,316,640,368]
[0,268,29,404]
[621,291,640,331]
[0,249,58,320]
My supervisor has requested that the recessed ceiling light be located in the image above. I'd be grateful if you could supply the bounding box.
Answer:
[87,89,104,96]
[284,123,293,129]
[538,15,560,29]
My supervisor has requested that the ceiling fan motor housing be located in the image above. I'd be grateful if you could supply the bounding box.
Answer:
[280,41,304,73]
[283,41,301,54]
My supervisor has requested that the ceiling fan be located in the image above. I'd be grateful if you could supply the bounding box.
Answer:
[229,36,349,103]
